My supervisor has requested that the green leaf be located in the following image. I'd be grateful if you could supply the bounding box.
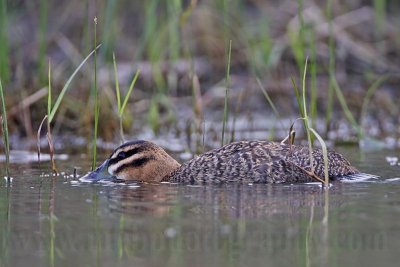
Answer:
[48,44,101,122]
[0,78,10,177]
[310,127,329,185]
[120,68,141,116]
[113,52,121,111]
[47,60,52,117]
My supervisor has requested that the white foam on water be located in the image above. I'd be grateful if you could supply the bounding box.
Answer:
[341,173,380,183]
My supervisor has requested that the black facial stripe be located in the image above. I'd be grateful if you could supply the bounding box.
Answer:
[109,146,147,165]
[117,140,146,150]
[114,156,154,174]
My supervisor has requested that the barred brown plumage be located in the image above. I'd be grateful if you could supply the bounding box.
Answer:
[83,140,368,184]
[166,140,358,184]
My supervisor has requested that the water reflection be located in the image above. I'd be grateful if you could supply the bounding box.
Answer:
[106,183,336,266]
[105,183,338,219]
[1,148,400,266]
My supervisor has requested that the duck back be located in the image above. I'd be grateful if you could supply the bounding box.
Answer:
[167,141,358,184]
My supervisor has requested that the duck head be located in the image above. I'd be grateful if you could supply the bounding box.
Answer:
[82,140,181,183]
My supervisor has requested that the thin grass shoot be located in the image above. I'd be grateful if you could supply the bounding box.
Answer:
[309,29,317,129]
[373,0,387,39]
[101,0,118,60]
[37,44,100,173]
[325,0,335,134]
[256,77,286,139]
[0,0,10,83]
[37,62,57,173]
[256,78,281,119]
[92,17,99,171]
[38,0,48,83]
[113,52,141,142]
[48,44,101,122]
[0,79,10,180]
[221,40,232,146]
[360,76,388,138]
[292,58,329,186]
[300,58,315,174]
[309,128,329,186]
[331,76,360,135]
[295,0,306,75]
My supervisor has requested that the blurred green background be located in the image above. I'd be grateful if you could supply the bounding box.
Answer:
[0,0,399,147]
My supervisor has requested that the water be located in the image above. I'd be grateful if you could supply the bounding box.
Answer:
[1,147,400,267]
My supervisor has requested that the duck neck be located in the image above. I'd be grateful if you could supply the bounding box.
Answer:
[157,153,181,182]
[161,163,181,182]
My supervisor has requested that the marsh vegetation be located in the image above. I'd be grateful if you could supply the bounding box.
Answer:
[1,1,400,267]
[0,0,398,155]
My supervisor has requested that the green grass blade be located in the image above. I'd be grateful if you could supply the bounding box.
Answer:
[101,0,118,60]
[310,29,317,127]
[373,0,386,37]
[47,60,52,117]
[325,0,335,133]
[92,18,99,171]
[48,44,101,122]
[168,0,181,61]
[256,77,287,136]
[221,40,232,146]
[148,96,160,133]
[291,77,304,118]
[302,57,309,118]
[310,128,329,186]
[120,68,141,116]
[296,0,306,74]
[301,58,314,173]
[38,0,48,83]
[0,79,10,178]
[256,78,281,118]
[0,0,10,83]
[331,76,359,132]
[360,75,387,138]
[113,52,121,111]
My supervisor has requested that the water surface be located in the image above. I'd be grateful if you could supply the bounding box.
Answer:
[1,147,400,267]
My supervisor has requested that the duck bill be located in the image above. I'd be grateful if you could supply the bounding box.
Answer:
[80,160,114,181]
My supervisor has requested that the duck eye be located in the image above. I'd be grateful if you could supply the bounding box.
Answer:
[117,151,126,160]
